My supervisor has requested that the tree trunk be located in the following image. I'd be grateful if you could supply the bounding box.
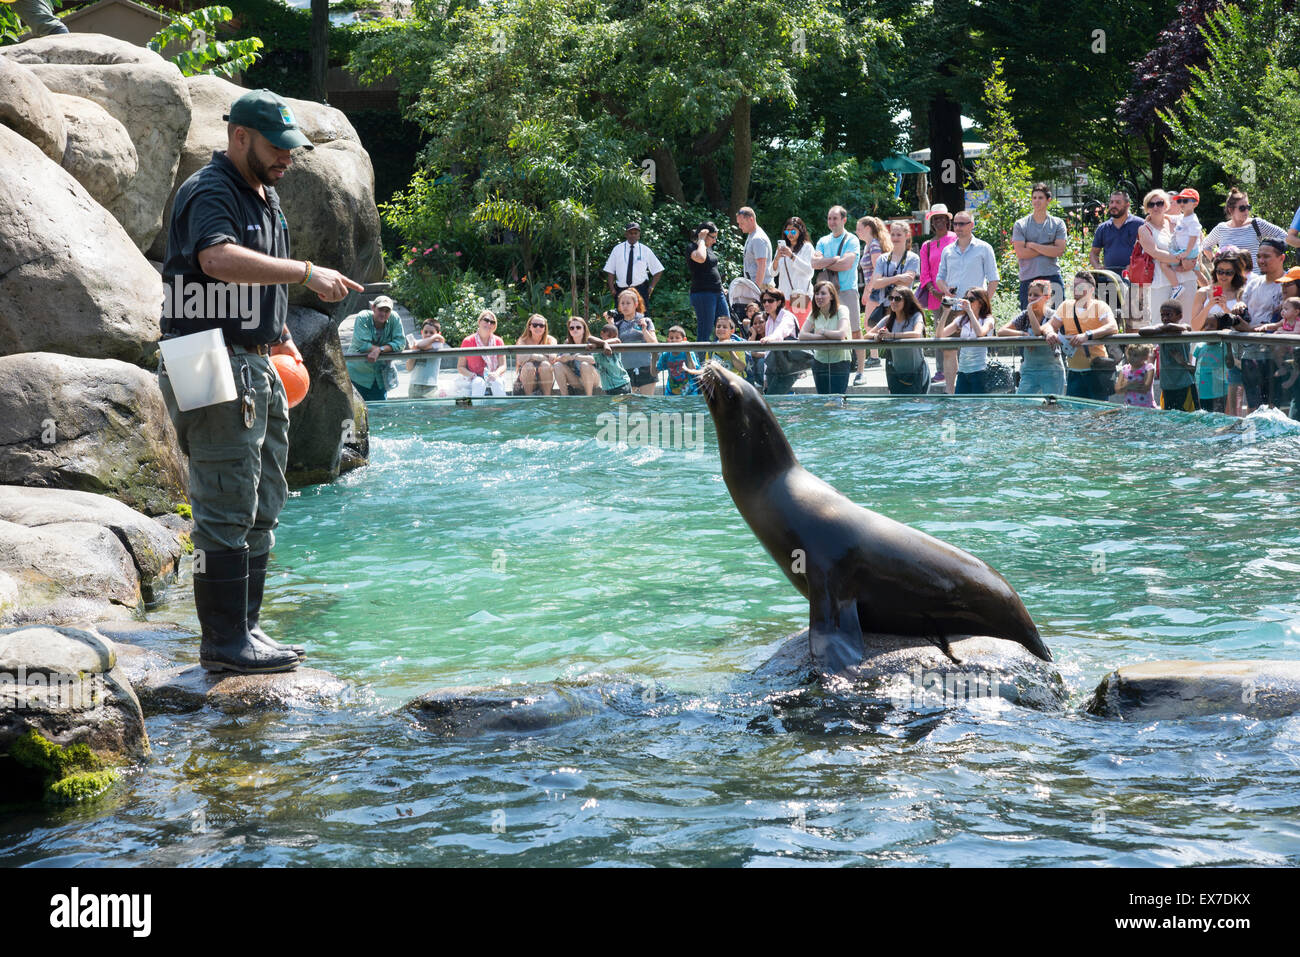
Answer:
[651,144,686,204]
[700,157,724,211]
[570,244,578,316]
[928,85,965,212]
[583,247,591,320]
[729,96,752,217]
[310,0,329,103]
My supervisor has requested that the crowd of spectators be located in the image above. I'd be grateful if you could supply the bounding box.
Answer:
[347,187,1300,419]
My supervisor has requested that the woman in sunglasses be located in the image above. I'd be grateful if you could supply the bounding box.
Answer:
[454,310,508,397]
[1204,187,1287,272]
[772,216,814,307]
[870,287,931,395]
[756,286,802,395]
[553,316,601,396]
[1135,188,1190,326]
[1190,253,1249,414]
[939,288,996,394]
[514,314,558,396]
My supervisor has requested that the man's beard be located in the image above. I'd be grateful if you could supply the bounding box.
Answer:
[247,147,284,187]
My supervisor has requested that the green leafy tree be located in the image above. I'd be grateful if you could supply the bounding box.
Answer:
[1161,0,1300,211]
[972,59,1033,272]
[1,5,24,44]
[1214,65,1300,226]
[472,119,649,315]
[148,6,263,78]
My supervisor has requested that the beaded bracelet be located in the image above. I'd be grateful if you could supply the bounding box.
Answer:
[301,260,313,285]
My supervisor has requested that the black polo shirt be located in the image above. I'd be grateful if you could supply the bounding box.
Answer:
[161,151,290,346]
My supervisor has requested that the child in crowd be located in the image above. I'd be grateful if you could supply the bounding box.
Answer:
[1168,188,1202,291]
[406,318,446,398]
[1194,339,1229,413]
[593,323,631,395]
[655,325,698,396]
[1261,297,1300,404]
[703,315,748,377]
[1150,302,1198,412]
[1114,344,1156,408]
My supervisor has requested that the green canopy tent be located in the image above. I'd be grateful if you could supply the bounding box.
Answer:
[874,153,930,199]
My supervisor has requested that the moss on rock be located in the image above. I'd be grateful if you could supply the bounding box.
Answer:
[8,729,120,804]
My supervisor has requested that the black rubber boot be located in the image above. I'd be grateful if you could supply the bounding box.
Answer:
[248,550,306,660]
[196,547,299,674]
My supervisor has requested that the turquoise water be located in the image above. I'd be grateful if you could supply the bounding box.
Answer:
[4,397,1300,866]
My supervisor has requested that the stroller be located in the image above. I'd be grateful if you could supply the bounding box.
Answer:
[727,277,764,386]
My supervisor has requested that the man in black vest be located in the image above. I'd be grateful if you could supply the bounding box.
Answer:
[159,90,362,673]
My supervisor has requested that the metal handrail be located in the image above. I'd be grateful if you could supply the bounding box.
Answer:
[343,330,1300,360]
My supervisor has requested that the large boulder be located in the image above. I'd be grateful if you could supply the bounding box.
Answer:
[0,127,161,363]
[0,486,184,599]
[0,55,65,162]
[147,74,383,297]
[754,629,1069,712]
[0,353,187,515]
[136,664,351,715]
[54,92,138,225]
[3,34,191,252]
[284,305,370,485]
[1085,660,1300,720]
[0,519,142,625]
[0,625,148,803]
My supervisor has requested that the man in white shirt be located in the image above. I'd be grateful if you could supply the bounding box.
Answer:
[603,222,664,305]
[736,206,770,287]
[811,205,862,381]
[1239,238,1287,413]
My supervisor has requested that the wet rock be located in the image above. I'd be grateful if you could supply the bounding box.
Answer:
[408,679,652,736]
[0,354,188,515]
[0,624,148,802]
[754,629,1068,711]
[107,641,174,691]
[136,664,350,715]
[6,34,191,252]
[1085,660,1300,720]
[0,55,65,162]
[0,128,161,363]
[0,486,184,599]
[0,519,141,625]
[284,306,369,485]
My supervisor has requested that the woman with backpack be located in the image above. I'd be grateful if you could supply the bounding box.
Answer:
[1204,188,1288,271]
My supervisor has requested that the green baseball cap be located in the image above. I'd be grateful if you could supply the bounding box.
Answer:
[223,89,313,150]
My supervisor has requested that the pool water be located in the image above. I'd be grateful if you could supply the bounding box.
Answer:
[4,397,1300,866]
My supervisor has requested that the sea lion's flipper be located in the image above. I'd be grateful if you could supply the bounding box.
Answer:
[807,575,866,676]
[921,613,963,666]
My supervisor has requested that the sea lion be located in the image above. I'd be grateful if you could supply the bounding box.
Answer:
[695,362,1053,675]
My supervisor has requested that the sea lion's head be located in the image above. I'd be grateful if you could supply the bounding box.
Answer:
[696,361,797,481]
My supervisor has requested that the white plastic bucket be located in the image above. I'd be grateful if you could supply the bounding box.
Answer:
[158,329,238,411]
